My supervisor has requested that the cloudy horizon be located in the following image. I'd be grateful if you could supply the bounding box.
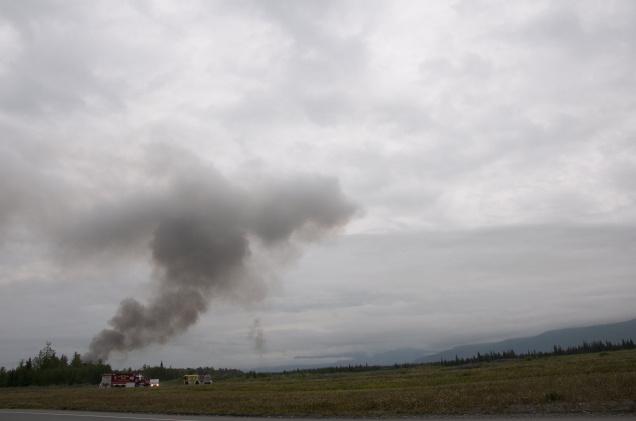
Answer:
[1,0,636,370]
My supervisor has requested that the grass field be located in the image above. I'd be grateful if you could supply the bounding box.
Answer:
[1,349,635,416]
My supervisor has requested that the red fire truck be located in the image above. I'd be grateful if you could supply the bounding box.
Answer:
[100,372,150,388]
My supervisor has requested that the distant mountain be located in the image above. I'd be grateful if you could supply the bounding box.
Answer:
[416,318,636,363]
[253,318,636,372]
[351,348,430,366]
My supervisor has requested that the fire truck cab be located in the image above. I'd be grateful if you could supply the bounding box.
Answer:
[100,372,150,388]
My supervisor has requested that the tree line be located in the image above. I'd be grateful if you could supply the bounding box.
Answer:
[140,362,243,381]
[0,343,245,387]
[278,338,636,375]
[0,342,111,387]
[439,338,636,366]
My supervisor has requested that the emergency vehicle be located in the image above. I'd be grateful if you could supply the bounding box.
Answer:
[100,372,150,388]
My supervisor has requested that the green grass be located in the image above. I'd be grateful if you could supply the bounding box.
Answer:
[1,349,635,416]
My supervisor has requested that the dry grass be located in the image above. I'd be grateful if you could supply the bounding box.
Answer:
[1,349,635,416]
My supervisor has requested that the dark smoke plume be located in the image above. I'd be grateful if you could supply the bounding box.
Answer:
[0,142,355,362]
[81,165,356,362]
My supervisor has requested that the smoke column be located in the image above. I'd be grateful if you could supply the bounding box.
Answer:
[248,318,266,356]
[82,165,356,362]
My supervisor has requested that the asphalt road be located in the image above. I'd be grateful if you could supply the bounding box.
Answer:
[1,410,636,421]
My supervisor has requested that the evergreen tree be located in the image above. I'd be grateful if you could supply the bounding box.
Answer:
[71,352,82,368]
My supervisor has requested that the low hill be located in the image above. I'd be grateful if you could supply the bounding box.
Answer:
[417,317,636,363]
[256,318,636,372]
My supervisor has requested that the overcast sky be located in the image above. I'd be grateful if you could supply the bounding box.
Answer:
[1,0,636,370]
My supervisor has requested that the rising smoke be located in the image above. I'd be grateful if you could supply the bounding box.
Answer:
[0,143,356,362]
[248,318,266,356]
[78,159,356,361]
